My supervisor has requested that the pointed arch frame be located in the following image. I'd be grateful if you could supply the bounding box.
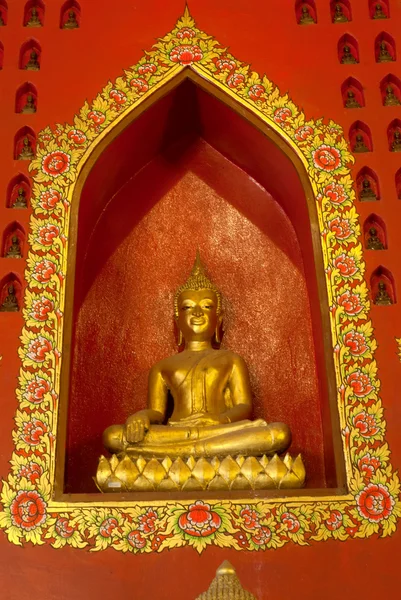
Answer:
[0,8,399,554]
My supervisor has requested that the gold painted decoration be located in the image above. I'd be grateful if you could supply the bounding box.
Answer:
[196,561,258,600]
[0,7,400,554]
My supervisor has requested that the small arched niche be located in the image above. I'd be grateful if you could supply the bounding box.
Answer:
[14,126,36,160]
[19,39,41,70]
[369,0,389,19]
[0,42,4,70]
[387,119,401,152]
[395,167,401,199]
[338,34,359,64]
[6,174,30,208]
[364,214,387,250]
[0,1,8,26]
[371,266,396,305]
[15,82,38,114]
[1,222,25,258]
[23,1,44,27]
[380,75,401,106]
[0,273,22,312]
[296,1,317,25]
[60,0,80,29]
[349,121,372,153]
[356,166,380,201]
[342,77,364,109]
[375,32,396,62]
[331,1,351,23]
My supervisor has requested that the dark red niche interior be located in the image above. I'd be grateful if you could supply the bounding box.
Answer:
[371,266,396,304]
[349,120,373,152]
[387,119,401,151]
[6,174,30,208]
[395,167,401,199]
[364,214,387,249]
[0,0,7,26]
[330,1,352,23]
[1,222,24,257]
[60,0,81,28]
[15,82,38,114]
[64,79,340,493]
[380,75,401,106]
[369,0,389,19]
[338,34,359,64]
[13,126,36,160]
[342,77,365,108]
[357,166,380,201]
[19,39,41,70]
[295,1,317,24]
[23,0,45,26]
[0,272,22,308]
[375,32,396,62]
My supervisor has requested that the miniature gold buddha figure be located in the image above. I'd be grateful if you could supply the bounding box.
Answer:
[18,136,34,160]
[341,45,357,64]
[63,10,79,29]
[366,227,384,250]
[21,94,36,114]
[359,177,376,201]
[299,5,315,24]
[354,133,368,153]
[391,130,401,152]
[26,7,42,27]
[333,4,348,22]
[345,90,361,109]
[378,41,392,62]
[12,187,28,208]
[374,281,392,305]
[384,85,400,106]
[0,285,18,312]
[5,236,22,258]
[373,3,387,19]
[25,50,40,71]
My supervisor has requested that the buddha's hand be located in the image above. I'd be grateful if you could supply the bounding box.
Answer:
[125,412,150,443]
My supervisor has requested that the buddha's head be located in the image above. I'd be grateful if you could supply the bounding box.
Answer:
[174,251,223,347]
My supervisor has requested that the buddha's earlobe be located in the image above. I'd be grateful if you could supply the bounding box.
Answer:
[215,314,224,345]
[178,329,183,347]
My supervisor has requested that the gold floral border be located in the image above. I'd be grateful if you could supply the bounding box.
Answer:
[0,8,399,554]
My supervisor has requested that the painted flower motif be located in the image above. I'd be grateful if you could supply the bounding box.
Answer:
[127,530,146,549]
[21,417,48,446]
[328,216,352,240]
[280,512,301,533]
[323,182,347,205]
[88,110,106,125]
[294,125,314,141]
[251,525,272,546]
[176,27,196,39]
[39,188,61,211]
[333,254,358,278]
[67,129,86,145]
[343,330,368,356]
[10,490,46,532]
[337,290,363,316]
[312,144,342,172]
[109,89,127,104]
[29,297,54,322]
[42,151,71,177]
[325,510,343,531]
[216,58,236,72]
[32,259,57,283]
[347,370,374,398]
[178,501,222,537]
[138,509,157,534]
[99,517,119,538]
[130,78,149,94]
[170,45,203,65]
[356,484,395,523]
[358,453,381,479]
[26,336,53,363]
[274,107,292,124]
[36,223,60,246]
[18,461,44,484]
[23,376,50,404]
[55,517,75,539]
[227,72,245,88]
[138,63,157,75]
[240,506,259,529]
[353,411,380,438]
[248,84,265,101]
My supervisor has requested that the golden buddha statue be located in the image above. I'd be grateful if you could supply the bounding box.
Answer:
[0,285,18,312]
[378,41,393,62]
[5,236,22,258]
[26,7,42,27]
[353,133,368,153]
[63,10,79,29]
[21,94,36,114]
[299,6,315,25]
[333,4,348,23]
[384,85,400,106]
[373,3,387,19]
[345,90,361,109]
[97,253,304,492]
[374,281,392,306]
[341,45,357,64]
[18,136,34,160]
[359,177,376,201]
[12,187,28,208]
[366,227,384,250]
[391,130,401,152]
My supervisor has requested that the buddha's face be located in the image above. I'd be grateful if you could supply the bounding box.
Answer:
[177,288,220,342]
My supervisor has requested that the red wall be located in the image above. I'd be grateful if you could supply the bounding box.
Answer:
[0,0,401,598]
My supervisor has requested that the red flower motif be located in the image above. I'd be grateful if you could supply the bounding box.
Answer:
[347,370,374,398]
[42,151,70,177]
[274,107,292,124]
[325,510,343,531]
[312,144,342,172]
[109,89,127,105]
[356,484,395,523]
[138,63,157,75]
[24,376,50,404]
[55,517,75,538]
[248,84,265,101]
[36,223,60,246]
[178,501,222,537]
[281,512,301,533]
[227,72,245,88]
[18,461,44,484]
[240,507,259,529]
[295,125,314,141]
[138,509,157,534]
[333,254,358,278]
[353,411,380,438]
[343,330,368,356]
[21,417,48,446]
[27,336,53,363]
[170,45,203,65]
[39,188,61,211]
[358,453,381,480]
[127,530,146,549]
[324,182,347,205]
[32,259,57,283]
[67,129,86,145]
[328,216,352,240]
[176,27,196,39]
[337,290,363,316]
[130,78,149,94]
[216,58,236,72]
[251,525,272,546]
[30,297,54,322]
[10,490,46,531]
[88,110,105,125]
[99,517,119,538]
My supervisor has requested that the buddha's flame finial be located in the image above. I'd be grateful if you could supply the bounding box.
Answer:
[173,250,222,316]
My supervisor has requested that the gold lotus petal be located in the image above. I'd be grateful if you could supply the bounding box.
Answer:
[182,476,204,492]
[169,457,192,486]
[264,454,288,484]
[143,458,167,485]
[192,457,217,485]
[240,456,263,484]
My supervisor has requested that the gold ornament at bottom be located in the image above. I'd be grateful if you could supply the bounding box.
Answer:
[196,561,257,600]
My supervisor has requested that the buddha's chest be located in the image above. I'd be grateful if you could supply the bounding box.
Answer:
[164,355,232,394]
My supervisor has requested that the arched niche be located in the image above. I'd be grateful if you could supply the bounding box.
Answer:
[369,0,389,19]
[295,1,317,25]
[60,0,80,29]
[19,39,41,70]
[331,1,351,23]
[1,222,25,258]
[6,173,30,208]
[342,77,364,109]
[58,72,344,495]
[371,266,396,305]
[14,126,36,160]
[364,214,387,250]
[0,1,8,26]
[338,34,359,64]
[23,1,44,27]
[349,120,372,153]
[387,119,401,152]
[375,32,396,62]
[0,272,22,312]
[395,167,401,199]
[15,82,38,114]
[356,166,380,201]
[380,75,401,106]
